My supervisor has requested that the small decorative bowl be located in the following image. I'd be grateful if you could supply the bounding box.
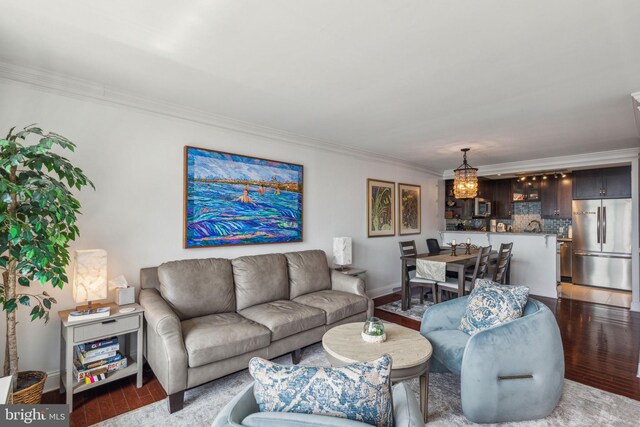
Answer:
[362,317,386,343]
[361,331,386,343]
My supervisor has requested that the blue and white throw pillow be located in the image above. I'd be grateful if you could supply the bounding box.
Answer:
[459,279,529,336]
[249,354,393,427]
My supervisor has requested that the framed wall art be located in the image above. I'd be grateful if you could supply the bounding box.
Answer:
[398,183,421,235]
[367,179,395,237]
[184,146,303,248]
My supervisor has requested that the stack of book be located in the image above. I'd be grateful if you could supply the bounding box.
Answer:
[73,337,127,383]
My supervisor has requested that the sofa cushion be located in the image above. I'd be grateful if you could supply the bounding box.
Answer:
[158,258,235,320]
[425,329,470,375]
[181,313,271,368]
[284,250,332,299]
[459,279,530,336]
[293,290,368,324]
[233,254,289,311]
[249,354,393,427]
[239,300,325,341]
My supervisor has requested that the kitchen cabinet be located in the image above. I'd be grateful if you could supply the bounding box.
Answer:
[512,178,540,202]
[476,178,493,200]
[541,175,572,219]
[572,166,631,199]
[491,179,512,219]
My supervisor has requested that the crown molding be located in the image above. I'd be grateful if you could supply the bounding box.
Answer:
[442,147,640,179]
[0,60,440,176]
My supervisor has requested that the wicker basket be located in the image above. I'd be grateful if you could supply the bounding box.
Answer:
[11,371,47,404]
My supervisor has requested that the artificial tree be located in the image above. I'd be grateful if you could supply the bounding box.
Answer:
[0,125,93,391]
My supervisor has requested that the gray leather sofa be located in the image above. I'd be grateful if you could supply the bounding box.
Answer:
[139,250,372,413]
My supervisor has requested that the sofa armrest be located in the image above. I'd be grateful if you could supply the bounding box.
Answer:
[139,288,188,395]
[330,270,373,317]
[420,295,469,336]
[460,301,564,423]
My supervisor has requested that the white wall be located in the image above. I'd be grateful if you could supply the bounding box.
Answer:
[0,81,439,390]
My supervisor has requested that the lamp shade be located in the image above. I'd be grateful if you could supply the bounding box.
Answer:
[333,237,352,266]
[72,249,108,304]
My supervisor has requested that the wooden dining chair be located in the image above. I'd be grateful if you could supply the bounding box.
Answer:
[492,242,513,284]
[437,245,492,302]
[398,241,437,308]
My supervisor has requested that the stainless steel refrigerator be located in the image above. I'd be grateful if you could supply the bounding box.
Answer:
[572,199,632,290]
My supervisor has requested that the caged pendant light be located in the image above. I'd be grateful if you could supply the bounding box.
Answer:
[453,148,478,199]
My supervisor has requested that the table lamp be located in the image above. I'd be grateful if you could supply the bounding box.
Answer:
[72,249,108,311]
[333,237,352,271]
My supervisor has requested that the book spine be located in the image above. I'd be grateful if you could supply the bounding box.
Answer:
[73,358,128,382]
[77,337,118,352]
[76,353,123,371]
[79,351,118,365]
[77,344,120,359]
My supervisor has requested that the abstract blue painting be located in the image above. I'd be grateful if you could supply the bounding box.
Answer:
[184,146,303,248]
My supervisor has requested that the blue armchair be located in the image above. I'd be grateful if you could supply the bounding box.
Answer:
[212,382,424,427]
[421,296,564,423]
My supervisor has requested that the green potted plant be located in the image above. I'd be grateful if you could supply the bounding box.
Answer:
[1,125,93,402]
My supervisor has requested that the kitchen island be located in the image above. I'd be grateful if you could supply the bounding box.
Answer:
[440,231,558,298]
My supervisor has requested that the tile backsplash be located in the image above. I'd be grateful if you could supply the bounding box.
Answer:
[445,201,571,236]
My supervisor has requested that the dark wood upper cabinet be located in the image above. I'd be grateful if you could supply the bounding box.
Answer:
[512,178,540,202]
[541,175,572,219]
[573,166,631,199]
[557,175,573,218]
[601,166,632,198]
[540,178,558,218]
[476,178,493,200]
[492,179,512,219]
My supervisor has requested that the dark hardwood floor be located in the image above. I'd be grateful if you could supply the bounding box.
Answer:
[41,364,166,427]
[375,291,640,401]
[42,292,640,427]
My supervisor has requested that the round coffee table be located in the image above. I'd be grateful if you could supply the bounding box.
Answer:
[322,322,433,422]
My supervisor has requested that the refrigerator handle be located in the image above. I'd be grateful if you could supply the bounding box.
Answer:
[603,206,606,244]
[596,206,600,244]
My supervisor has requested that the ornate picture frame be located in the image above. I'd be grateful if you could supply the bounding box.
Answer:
[367,179,395,237]
[398,183,421,235]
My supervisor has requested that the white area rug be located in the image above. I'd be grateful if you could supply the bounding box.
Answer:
[94,343,640,427]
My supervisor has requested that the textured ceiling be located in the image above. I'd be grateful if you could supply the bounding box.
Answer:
[1,0,639,172]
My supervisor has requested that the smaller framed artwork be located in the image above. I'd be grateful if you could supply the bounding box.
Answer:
[367,179,395,237]
[398,183,421,235]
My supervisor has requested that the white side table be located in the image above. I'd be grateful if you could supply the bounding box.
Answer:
[58,303,144,410]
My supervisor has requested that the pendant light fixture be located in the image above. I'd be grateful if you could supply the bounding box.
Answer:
[453,148,478,199]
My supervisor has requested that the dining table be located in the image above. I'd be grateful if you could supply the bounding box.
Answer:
[399,248,499,311]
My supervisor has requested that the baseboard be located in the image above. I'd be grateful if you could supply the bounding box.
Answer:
[43,370,60,393]
[366,283,400,299]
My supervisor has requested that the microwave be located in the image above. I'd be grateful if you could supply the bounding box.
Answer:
[474,198,492,217]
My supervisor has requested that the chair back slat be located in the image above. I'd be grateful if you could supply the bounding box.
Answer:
[470,245,492,288]
[493,242,513,284]
[399,240,417,257]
